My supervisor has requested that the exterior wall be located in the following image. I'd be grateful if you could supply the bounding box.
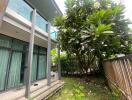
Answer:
[0,20,48,48]
[6,0,57,41]
[0,0,60,97]
[8,0,48,33]
[0,34,47,92]
[0,0,57,48]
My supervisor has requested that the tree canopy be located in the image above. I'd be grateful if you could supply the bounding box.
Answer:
[54,0,132,74]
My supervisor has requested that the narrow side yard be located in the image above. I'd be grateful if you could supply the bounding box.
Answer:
[49,77,119,100]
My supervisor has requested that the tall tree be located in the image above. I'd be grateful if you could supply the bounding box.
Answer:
[54,0,131,75]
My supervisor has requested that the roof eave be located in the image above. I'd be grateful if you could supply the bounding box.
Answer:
[26,0,63,22]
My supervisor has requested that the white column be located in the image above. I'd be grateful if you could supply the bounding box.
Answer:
[25,9,36,98]
[47,22,51,86]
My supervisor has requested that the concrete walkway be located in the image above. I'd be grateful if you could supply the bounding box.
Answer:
[0,73,64,100]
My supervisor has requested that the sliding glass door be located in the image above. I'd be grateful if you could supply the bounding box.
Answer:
[0,35,11,91]
[0,49,10,91]
[31,47,47,81]
[37,48,47,80]
[31,54,38,82]
[0,34,47,91]
[7,40,25,89]
[37,55,46,79]
[0,36,25,90]
[7,52,22,88]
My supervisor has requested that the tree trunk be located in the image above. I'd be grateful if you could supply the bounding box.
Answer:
[98,58,105,76]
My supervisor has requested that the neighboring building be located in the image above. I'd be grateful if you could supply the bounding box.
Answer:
[0,0,63,99]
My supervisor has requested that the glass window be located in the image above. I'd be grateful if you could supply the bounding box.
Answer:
[51,32,57,40]
[7,51,23,89]
[0,35,12,48]
[0,49,10,91]
[12,40,25,51]
[37,54,46,79]
[0,34,47,91]
[31,54,38,82]
[39,47,47,54]
[8,0,33,21]
[36,13,48,32]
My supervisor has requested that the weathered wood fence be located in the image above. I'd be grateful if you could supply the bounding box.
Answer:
[103,55,132,100]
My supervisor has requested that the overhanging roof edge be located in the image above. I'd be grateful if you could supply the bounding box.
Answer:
[25,0,63,22]
[51,0,63,16]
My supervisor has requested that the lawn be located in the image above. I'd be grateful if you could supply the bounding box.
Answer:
[49,76,119,100]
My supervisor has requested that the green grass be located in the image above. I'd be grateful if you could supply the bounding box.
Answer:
[49,77,120,100]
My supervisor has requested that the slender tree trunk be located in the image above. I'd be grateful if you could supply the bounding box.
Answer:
[76,54,85,75]
[98,58,105,76]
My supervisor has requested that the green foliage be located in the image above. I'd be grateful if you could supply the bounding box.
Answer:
[61,57,81,75]
[54,0,132,74]
[51,49,57,63]
[51,49,67,72]
[51,50,82,74]
[65,0,76,10]
[51,48,67,64]
[73,84,85,100]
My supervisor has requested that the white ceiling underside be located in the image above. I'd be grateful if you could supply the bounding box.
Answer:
[26,0,63,22]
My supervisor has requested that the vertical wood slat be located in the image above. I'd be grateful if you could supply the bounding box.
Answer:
[123,59,132,96]
[125,59,132,86]
[112,61,120,86]
[122,59,132,99]
[118,60,125,92]
[109,62,115,82]
[119,60,130,94]
[113,61,120,87]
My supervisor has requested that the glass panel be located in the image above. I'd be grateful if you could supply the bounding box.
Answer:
[8,0,33,21]
[36,13,48,32]
[33,46,38,53]
[7,52,22,89]
[39,47,46,54]
[20,52,26,84]
[37,55,46,80]
[51,32,57,40]
[12,40,24,51]
[0,35,11,48]
[7,40,24,88]
[0,49,10,91]
[31,54,37,82]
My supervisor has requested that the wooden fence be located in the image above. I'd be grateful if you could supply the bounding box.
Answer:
[103,55,132,100]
